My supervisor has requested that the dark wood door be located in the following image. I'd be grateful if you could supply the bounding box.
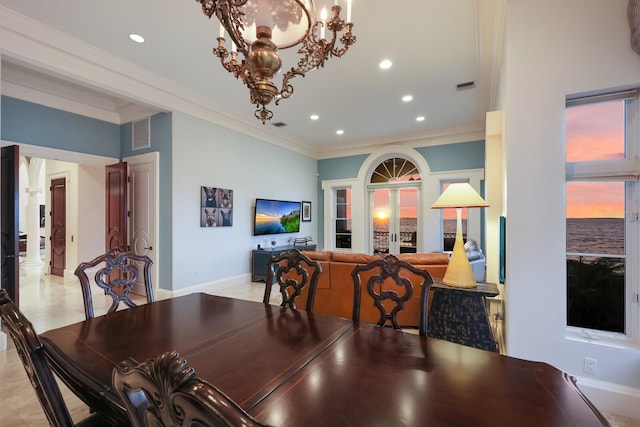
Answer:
[50,177,66,277]
[1,145,20,307]
[105,162,128,252]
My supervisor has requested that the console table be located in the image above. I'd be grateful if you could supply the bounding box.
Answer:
[428,280,499,352]
[251,244,316,282]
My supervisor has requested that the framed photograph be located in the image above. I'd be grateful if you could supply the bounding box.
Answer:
[301,201,311,222]
[201,186,233,227]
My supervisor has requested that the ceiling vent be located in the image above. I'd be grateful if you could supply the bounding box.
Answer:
[456,81,475,90]
[132,118,150,150]
[272,122,287,127]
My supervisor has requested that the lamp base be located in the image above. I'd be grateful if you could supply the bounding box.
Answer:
[442,209,477,288]
[442,249,478,288]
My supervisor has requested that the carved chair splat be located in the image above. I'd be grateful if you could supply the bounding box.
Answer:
[263,248,322,311]
[0,289,112,427]
[351,254,433,336]
[113,350,271,427]
[75,248,154,319]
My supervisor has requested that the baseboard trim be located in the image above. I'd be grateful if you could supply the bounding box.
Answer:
[161,273,252,299]
[576,375,640,420]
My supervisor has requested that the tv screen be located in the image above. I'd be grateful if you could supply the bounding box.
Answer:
[254,198,301,236]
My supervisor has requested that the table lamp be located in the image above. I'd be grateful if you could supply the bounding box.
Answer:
[432,183,489,288]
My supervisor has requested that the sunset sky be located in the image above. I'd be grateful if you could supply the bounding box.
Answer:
[566,101,625,219]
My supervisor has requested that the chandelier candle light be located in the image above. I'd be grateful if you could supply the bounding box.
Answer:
[196,0,356,123]
[431,183,489,288]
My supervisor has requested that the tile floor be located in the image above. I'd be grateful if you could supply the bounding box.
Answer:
[1,267,639,426]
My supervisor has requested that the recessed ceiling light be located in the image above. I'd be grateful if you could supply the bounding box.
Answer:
[416,116,426,122]
[310,114,319,120]
[129,33,145,43]
[379,59,392,70]
[336,130,344,135]
[402,95,413,102]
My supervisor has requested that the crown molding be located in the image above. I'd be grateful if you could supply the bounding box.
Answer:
[314,125,485,160]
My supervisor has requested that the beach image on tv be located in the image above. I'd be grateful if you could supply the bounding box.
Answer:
[254,199,301,235]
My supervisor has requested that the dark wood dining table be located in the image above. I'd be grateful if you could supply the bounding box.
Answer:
[40,293,609,426]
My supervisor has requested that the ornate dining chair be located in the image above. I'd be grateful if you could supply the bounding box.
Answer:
[0,289,111,427]
[262,248,322,311]
[351,254,433,336]
[75,248,154,319]
[113,350,271,427]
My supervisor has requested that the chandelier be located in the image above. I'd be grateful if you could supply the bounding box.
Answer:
[196,0,356,123]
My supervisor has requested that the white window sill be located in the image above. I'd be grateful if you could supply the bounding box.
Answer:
[565,327,640,352]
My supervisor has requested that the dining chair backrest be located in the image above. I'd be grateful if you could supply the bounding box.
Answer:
[75,248,154,319]
[113,350,271,427]
[351,254,433,335]
[0,289,113,427]
[262,249,322,311]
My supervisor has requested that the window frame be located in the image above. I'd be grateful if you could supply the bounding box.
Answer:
[322,179,357,252]
[564,89,640,345]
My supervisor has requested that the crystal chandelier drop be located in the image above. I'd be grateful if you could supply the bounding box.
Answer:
[196,0,356,123]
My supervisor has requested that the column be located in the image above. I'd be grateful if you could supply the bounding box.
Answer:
[22,187,44,268]
[22,157,45,271]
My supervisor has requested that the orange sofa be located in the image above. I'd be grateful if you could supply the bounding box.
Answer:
[290,251,450,327]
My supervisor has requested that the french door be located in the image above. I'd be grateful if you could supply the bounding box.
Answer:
[370,185,418,254]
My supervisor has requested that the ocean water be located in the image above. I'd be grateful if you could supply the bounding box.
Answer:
[566,218,624,255]
[374,218,625,255]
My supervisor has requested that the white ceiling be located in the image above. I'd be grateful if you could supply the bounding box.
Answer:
[0,0,505,159]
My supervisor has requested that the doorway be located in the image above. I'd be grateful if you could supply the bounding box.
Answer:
[367,157,421,255]
[371,186,418,254]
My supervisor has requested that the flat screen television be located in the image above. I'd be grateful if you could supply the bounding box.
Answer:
[254,198,301,236]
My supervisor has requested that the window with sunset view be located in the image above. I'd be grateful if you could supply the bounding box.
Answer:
[565,90,639,336]
[335,188,351,249]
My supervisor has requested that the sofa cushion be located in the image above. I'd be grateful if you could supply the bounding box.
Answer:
[330,253,381,264]
[396,253,450,265]
[300,250,332,261]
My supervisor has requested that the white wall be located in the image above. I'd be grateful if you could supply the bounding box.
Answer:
[505,0,640,393]
[76,164,106,262]
[171,112,318,291]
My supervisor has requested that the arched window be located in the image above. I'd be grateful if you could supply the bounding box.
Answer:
[370,158,421,183]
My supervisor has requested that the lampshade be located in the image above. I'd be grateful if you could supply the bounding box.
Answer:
[238,0,315,49]
[432,183,488,288]
[431,183,489,209]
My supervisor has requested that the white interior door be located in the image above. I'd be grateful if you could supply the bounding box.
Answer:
[125,152,158,294]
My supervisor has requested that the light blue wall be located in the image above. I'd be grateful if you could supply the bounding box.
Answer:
[316,141,485,248]
[1,96,121,158]
[171,111,318,290]
[121,113,173,290]
[415,140,485,171]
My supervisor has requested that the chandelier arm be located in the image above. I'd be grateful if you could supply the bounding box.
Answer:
[197,0,249,17]
[217,3,250,55]
[275,69,305,104]
[213,38,249,83]
[331,23,356,57]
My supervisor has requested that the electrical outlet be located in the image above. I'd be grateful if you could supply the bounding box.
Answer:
[584,357,597,374]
